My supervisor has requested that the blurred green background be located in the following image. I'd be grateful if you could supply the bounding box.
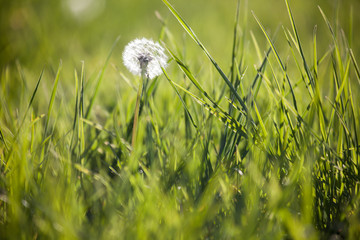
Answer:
[1,0,359,72]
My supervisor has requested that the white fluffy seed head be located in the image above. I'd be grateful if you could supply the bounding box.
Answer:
[122,38,168,79]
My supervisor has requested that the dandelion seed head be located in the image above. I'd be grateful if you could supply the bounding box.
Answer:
[122,38,168,79]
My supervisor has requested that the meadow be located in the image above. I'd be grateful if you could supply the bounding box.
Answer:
[1,0,360,239]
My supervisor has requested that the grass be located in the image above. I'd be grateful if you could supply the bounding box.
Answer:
[1,0,360,239]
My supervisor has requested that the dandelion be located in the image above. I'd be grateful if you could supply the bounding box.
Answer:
[122,38,167,148]
[122,38,168,79]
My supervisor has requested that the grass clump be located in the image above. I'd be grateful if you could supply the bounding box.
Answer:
[1,0,360,239]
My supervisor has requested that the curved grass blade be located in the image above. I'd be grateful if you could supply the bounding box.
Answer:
[168,77,247,136]
[313,25,318,80]
[245,46,271,103]
[44,60,62,137]
[70,61,85,153]
[318,7,344,75]
[0,127,8,151]
[348,83,359,165]
[325,97,356,148]
[229,0,241,85]
[162,0,248,113]
[166,46,247,123]
[161,67,197,129]
[324,57,351,144]
[72,69,80,131]
[79,62,85,154]
[252,11,298,112]
[285,0,315,90]
[17,68,44,138]
[334,58,351,104]
[218,45,243,158]
[349,49,360,85]
[166,47,210,98]
[283,27,314,98]
[81,118,131,151]
[5,68,44,162]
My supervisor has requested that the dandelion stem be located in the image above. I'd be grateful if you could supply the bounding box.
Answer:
[131,64,147,148]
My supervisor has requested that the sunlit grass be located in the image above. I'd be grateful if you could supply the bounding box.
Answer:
[1,0,360,239]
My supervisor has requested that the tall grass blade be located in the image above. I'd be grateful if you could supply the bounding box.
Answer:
[79,61,86,155]
[283,27,313,98]
[326,98,355,148]
[0,127,8,151]
[169,78,247,136]
[72,69,80,131]
[318,7,344,75]
[229,0,241,85]
[15,68,44,140]
[247,47,271,101]
[162,68,197,129]
[285,0,315,89]
[334,58,351,103]
[349,49,360,85]
[44,60,62,137]
[313,26,318,79]
[252,11,298,111]
[348,83,359,165]
[5,68,44,163]
[70,65,81,151]
[162,0,248,113]
[166,46,235,115]
[253,101,267,137]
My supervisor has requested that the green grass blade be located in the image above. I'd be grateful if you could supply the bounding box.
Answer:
[5,68,44,162]
[244,47,271,107]
[349,49,360,85]
[229,0,241,85]
[70,63,84,153]
[250,31,263,61]
[166,46,233,115]
[81,118,131,151]
[313,25,318,80]
[24,69,44,126]
[349,6,353,47]
[326,96,355,148]
[317,45,333,66]
[72,69,80,131]
[169,78,246,136]
[85,36,120,119]
[17,68,44,137]
[81,118,116,137]
[44,60,62,137]
[162,67,197,129]
[285,0,315,89]
[334,57,351,104]
[253,100,267,137]
[162,0,248,113]
[318,7,344,75]
[348,82,359,164]
[70,69,79,151]
[165,47,207,96]
[318,7,335,37]
[283,27,311,92]
[252,11,298,112]
[318,106,327,141]
[0,127,8,151]
[79,61,86,155]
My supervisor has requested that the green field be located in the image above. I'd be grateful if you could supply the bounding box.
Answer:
[1,0,360,239]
